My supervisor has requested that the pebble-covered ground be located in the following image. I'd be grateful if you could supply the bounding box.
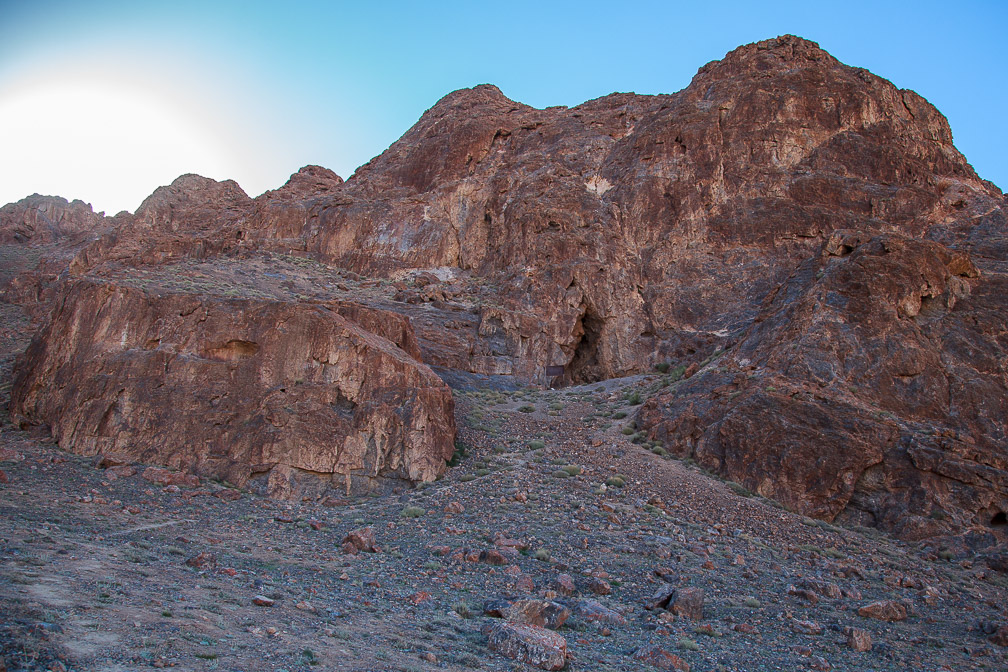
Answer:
[2,376,1007,671]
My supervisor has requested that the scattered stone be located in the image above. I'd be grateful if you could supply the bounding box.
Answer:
[560,598,626,626]
[480,549,506,566]
[487,622,567,671]
[672,587,704,621]
[505,599,571,630]
[407,591,431,605]
[645,583,677,611]
[0,447,23,462]
[990,626,1008,647]
[104,465,136,481]
[252,595,275,607]
[295,600,317,613]
[791,618,823,635]
[858,600,908,622]
[185,551,216,569]
[214,488,241,501]
[588,577,612,595]
[634,644,691,671]
[483,598,512,618]
[142,466,199,488]
[445,501,464,514]
[553,573,575,596]
[809,655,830,670]
[0,470,8,485]
[787,585,820,605]
[847,627,872,651]
[342,526,376,553]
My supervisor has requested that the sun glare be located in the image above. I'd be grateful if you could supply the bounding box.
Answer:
[0,78,232,214]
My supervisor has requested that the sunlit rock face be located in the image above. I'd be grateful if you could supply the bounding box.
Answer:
[11,280,456,498]
[4,35,1006,537]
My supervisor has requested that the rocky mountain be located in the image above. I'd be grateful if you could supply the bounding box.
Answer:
[2,35,1005,542]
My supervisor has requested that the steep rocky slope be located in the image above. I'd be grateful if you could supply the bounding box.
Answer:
[2,35,1006,541]
[10,280,455,497]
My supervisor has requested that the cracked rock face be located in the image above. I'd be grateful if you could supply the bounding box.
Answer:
[3,35,1006,537]
[637,231,1007,540]
[10,280,456,498]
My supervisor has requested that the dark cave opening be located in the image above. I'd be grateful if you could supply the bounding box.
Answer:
[563,309,604,385]
[992,511,1007,528]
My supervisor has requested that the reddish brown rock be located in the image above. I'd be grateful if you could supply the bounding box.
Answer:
[552,573,576,596]
[560,598,627,626]
[487,621,567,671]
[858,600,908,622]
[672,587,705,621]
[634,645,691,671]
[3,35,1006,541]
[638,231,1007,537]
[343,527,377,553]
[142,467,199,488]
[0,194,112,245]
[10,280,456,499]
[185,551,216,569]
[503,599,571,630]
[847,627,872,651]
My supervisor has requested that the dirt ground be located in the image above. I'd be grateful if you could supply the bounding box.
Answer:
[2,370,1007,671]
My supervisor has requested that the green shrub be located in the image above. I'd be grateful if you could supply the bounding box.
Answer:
[447,441,468,467]
[527,440,545,450]
[562,465,581,476]
[401,506,425,518]
[655,362,671,373]
[605,476,626,488]
[518,405,535,413]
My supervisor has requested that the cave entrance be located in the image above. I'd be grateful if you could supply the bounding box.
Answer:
[563,309,604,385]
[992,511,1007,528]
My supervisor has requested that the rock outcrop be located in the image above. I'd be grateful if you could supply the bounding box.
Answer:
[0,194,112,246]
[10,280,456,497]
[3,35,1006,537]
[637,231,1006,539]
[247,35,1001,385]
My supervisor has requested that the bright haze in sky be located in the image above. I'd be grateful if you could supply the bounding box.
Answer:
[1,0,1005,215]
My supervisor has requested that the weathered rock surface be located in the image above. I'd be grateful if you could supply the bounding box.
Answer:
[2,35,1006,538]
[258,35,1004,387]
[638,231,1007,538]
[0,194,113,246]
[486,621,567,670]
[10,280,455,497]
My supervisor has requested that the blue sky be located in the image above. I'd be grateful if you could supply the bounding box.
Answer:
[1,0,1004,214]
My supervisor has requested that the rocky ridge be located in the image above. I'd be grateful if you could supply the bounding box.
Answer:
[2,35,1006,537]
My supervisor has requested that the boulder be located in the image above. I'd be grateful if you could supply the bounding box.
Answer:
[10,280,455,498]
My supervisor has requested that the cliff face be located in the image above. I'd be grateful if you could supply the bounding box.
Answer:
[10,280,455,498]
[266,35,1002,384]
[4,35,1006,536]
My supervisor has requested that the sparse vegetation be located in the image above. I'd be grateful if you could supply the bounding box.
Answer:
[400,506,425,518]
